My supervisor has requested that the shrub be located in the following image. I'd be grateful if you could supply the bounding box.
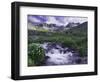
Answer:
[28,43,45,66]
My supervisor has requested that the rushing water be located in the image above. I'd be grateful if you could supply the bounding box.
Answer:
[40,42,87,66]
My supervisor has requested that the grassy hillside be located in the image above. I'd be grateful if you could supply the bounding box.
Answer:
[66,22,88,56]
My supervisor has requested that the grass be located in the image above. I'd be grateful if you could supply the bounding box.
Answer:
[28,28,87,56]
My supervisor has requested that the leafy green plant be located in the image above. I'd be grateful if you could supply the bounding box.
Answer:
[28,43,45,66]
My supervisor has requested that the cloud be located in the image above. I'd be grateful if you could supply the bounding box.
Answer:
[28,15,87,25]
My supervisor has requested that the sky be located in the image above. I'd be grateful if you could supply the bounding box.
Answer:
[28,15,87,26]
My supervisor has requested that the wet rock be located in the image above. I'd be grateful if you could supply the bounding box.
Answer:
[75,58,82,64]
[45,56,50,59]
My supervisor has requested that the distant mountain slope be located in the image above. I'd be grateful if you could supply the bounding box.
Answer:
[67,22,87,35]
[28,21,87,33]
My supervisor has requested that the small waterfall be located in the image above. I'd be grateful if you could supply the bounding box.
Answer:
[40,42,87,66]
